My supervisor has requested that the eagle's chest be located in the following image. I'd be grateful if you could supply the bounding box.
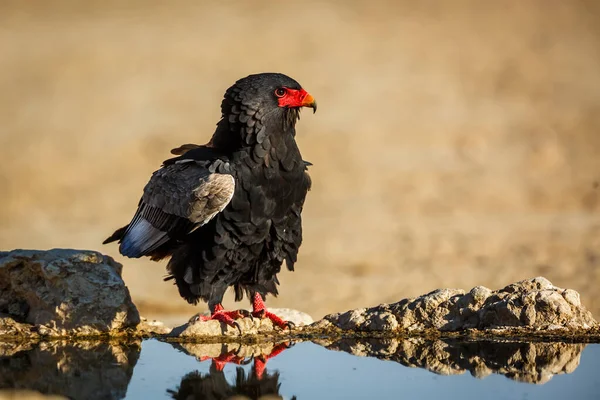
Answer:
[220,161,304,244]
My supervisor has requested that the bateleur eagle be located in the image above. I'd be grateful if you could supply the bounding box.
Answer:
[104,73,316,331]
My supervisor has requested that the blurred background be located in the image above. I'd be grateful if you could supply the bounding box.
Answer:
[1,0,599,323]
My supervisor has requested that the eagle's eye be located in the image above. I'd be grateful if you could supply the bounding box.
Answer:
[274,88,287,98]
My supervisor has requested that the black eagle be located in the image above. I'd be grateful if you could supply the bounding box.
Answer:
[104,73,316,329]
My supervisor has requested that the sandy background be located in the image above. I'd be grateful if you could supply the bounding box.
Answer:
[1,0,599,323]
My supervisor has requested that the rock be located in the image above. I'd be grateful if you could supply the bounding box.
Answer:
[169,308,312,338]
[0,314,35,337]
[0,249,140,336]
[267,308,313,326]
[0,340,140,400]
[136,317,172,335]
[171,316,278,338]
[324,277,597,333]
[320,338,586,384]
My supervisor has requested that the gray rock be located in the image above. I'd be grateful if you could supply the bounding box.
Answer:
[320,338,586,384]
[324,277,597,332]
[0,249,140,336]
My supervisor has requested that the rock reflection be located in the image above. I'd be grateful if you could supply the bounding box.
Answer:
[167,341,296,400]
[319,338,585,384]
[0,340,140,400]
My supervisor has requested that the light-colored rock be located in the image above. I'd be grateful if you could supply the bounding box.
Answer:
[267,308,313,326]
[0,314,34,337]
[324,277,597,332]
[0,249,140,336]
[169,308,312,338]
[171,316,278,338]
[321,338,586,384]
[136,317,172,335]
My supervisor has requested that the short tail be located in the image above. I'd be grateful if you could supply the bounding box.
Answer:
[102,225,174,261]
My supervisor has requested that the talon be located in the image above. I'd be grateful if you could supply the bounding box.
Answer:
[233,321,242,335]
[232,344,243,356]
[241,356,254,365]
[188,312,208,324]
[194,304,248,334]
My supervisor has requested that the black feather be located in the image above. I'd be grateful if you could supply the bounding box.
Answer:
[104,73,313,309]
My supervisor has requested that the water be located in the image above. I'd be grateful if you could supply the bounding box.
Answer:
[1,338,598,399]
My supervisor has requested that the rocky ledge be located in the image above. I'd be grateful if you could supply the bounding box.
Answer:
[319,277,598,334]
[0,249,598,339]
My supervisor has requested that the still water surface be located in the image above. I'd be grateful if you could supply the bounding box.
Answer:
[128,340,599,400]
[2,338,598,399]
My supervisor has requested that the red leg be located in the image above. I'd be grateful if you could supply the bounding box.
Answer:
[199,349,251,371]
[251,293,295,330]
[254,342,293,380]
[211,351,249,371]
[254,358,267,380]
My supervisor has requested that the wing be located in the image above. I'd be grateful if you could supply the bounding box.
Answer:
[118,160,235,258]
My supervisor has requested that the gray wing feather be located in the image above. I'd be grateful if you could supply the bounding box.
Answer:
[119,161,235,258]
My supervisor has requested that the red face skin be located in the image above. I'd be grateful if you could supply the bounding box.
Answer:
[276,87,317,112]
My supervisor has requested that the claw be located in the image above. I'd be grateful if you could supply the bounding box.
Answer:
[240,356,254,365]
[188,313,203,324]
[285,321,296,332]
[188,304,250,334]
[283,341,295,349]
[232,321,242,335]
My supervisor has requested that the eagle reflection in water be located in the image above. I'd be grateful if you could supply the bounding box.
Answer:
[167,342,296,400]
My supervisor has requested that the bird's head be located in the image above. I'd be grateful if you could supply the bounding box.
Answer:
[215,73,316,149]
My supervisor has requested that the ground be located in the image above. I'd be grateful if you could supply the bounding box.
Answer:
[1,0,599,322]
